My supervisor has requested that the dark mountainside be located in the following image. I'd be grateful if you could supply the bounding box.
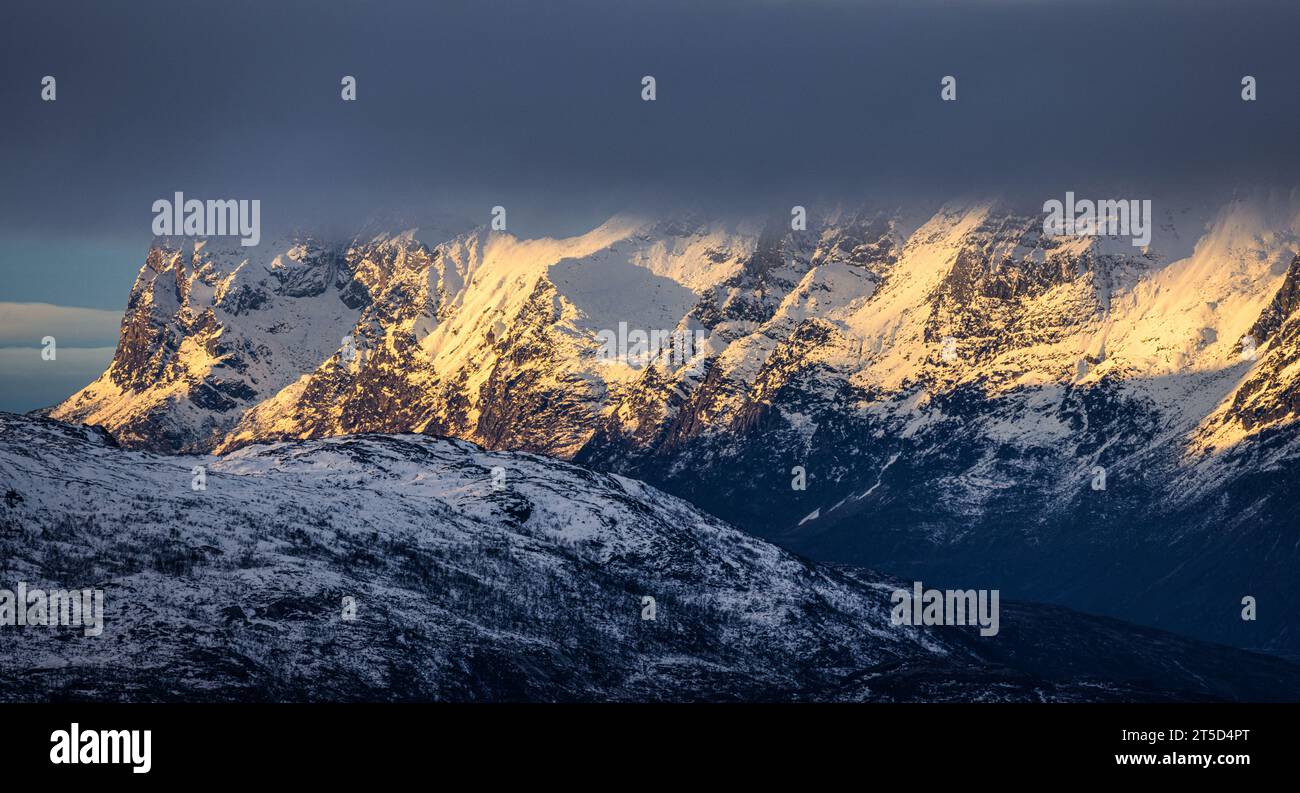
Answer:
[2,413,1298,702]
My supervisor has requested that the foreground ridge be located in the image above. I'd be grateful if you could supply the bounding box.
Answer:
[2,412,1298,702]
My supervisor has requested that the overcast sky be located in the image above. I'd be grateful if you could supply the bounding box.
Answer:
[2,0,1299,409]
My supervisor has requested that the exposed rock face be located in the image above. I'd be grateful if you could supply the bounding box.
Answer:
[51,235,365,451]
[48,195,1300,654]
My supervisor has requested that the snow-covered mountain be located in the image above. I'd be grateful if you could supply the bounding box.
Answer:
[47,193,1300,655]
[4,412,1299,702]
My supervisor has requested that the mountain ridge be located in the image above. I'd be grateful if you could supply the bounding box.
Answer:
[3,411,1299,702]
[45,194,1300,654]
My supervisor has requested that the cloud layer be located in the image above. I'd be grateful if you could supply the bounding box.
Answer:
[0,302,122,348]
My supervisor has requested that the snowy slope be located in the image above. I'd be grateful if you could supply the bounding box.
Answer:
[215,215,756,456]
[3,412,1299,702]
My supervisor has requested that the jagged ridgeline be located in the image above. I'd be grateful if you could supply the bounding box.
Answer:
[46,196,1300,657]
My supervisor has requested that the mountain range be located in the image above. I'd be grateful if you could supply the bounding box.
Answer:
[43,193,1300,658]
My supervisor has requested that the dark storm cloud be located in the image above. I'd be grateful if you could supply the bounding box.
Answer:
[1,0,1298,411]
[2,0,1299,237]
